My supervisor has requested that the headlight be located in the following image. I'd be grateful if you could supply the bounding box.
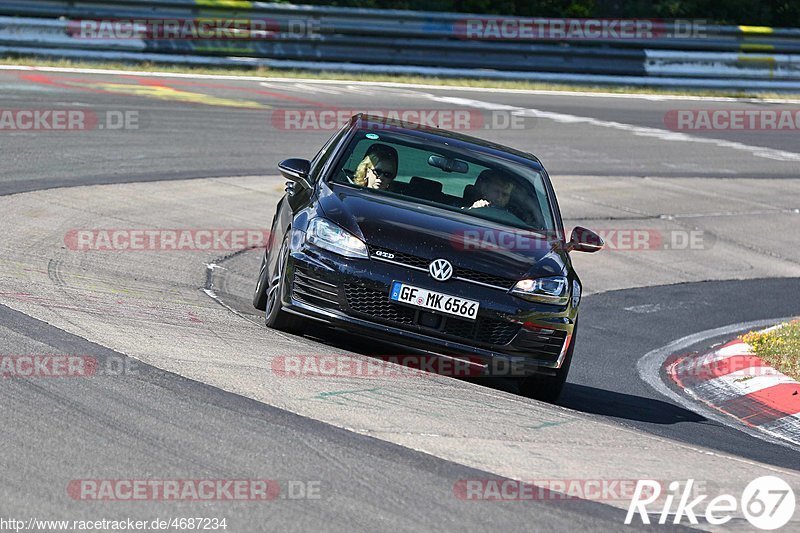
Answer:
[306,218,369,259]
[511,276,569,305]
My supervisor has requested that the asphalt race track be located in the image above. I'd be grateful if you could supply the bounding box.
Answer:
[1,66,798,531]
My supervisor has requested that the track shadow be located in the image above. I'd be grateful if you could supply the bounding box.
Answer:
[558,383,707,425]
[308,326,705,424]
[305,324,414,355]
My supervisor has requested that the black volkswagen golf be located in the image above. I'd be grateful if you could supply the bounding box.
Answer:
[254,114,603,402]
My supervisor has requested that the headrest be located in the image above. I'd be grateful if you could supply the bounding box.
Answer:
[462,183,478,205]
[405,176,443,199]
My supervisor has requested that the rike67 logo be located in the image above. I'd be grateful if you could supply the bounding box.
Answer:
[626,477,796,529]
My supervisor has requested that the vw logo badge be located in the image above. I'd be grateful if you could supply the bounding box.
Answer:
[429,259,453,281]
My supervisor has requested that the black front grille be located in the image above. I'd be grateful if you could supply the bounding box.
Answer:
[478,318,524,345]
[373,249,430,270]
[443,317,521,346]
[457,268,515,289]
[344,284,520,345]
[513,328,568,361]
[344,284,415,324]
[442,317,476,339]
[370,247,515,289]
[292,265,340,309]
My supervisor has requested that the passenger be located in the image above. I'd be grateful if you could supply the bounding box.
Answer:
[353,143,398,190]
[467,169,513,210]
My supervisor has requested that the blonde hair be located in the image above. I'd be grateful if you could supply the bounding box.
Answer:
[353,143,398,188]
[354,153,380,187]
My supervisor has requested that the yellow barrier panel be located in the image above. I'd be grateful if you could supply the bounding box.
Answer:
[740,44,775,52]
[736,55,776,64]
[195,0,253,9]
[738,25,774,35]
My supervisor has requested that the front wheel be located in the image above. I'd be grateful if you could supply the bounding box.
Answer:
[517,322,577,403]
[253,252,269,311]
[263,235,306,335]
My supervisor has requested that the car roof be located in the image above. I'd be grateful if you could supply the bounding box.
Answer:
[351,113,545,171]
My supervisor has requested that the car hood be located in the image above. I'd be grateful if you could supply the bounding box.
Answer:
[317,182,567,280]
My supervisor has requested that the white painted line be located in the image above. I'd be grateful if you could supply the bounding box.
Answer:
[423,94,800,162]
[687,379,768,403]
[637,317,800,451]
[2,64,800,104]
[235,59,800,91]
[261,78,800,104]
[344,85,382,95]
[715,340,753,357]
[282,82,343,95]
[761,323,787,334]
[11,62,799,161]
[685,342,755,368]
[675,327,798,381]
[703,368,793,396]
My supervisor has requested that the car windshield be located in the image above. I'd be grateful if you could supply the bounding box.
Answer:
[328,129,556,233]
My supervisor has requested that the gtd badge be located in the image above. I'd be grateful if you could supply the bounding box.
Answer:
[429,259,453,281]
[375,250,395,259]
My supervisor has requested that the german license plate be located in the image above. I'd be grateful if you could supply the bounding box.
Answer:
[389,281,479,320]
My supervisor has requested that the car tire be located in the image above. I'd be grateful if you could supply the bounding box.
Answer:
[263,234,306,335]
[517,321,577,403]
[253,252,269,311]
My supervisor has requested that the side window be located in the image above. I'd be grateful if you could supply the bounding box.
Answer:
[308,125,349,181]
[509,172,555,231]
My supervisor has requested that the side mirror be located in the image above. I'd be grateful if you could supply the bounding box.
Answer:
[278,158,312,192]
[566,226,604,253]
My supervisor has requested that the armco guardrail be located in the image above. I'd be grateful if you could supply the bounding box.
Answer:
[0,1,799,91]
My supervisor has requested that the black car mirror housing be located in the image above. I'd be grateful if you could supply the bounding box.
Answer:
[566,226,604,253]
[279,158,313,191]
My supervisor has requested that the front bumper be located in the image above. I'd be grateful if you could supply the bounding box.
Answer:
[281,244,577,376]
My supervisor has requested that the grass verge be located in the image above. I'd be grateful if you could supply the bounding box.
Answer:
[2,56,799,100]
[741,320,800,381]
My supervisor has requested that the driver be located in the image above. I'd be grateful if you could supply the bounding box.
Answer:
[353,143,398,190]
[467,169,513,210]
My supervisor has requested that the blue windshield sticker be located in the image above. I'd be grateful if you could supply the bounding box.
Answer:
[365,133,380,140]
